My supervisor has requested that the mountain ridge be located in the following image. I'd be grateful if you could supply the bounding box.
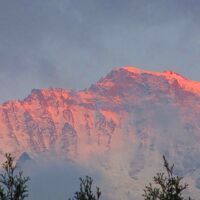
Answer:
[0,66,200,199]
[2,66,200,106]
[0,66,200,159]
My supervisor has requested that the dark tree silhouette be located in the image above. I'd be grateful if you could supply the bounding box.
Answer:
[0,153,30,200]
[143,155,193,200]
[69,176,101,200]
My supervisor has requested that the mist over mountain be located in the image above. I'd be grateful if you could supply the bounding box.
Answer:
[0,66,200,199]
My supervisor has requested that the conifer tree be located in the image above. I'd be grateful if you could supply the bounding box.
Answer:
[69,176,101,200]
[143,156,192,200]
[0,153,30,200]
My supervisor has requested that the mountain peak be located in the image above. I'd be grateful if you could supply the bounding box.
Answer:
[91,66,200,97]
[162,70,186,80]
[120,66,185,80]
[120,66,142,73]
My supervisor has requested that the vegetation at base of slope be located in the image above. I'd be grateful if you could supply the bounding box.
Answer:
[143,156,193,200]
[0,153,30,200]
[68,176,101,200]
[0,153,195,200]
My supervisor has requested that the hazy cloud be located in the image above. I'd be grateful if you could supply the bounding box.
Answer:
[22,158,103,200]
[0,0,200,102]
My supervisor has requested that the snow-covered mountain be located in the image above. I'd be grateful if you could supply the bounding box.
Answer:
[1,66,200,199]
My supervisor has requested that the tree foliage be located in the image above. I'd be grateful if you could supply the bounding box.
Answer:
[143,155,192,200]
[0,153,30,200]
[69,176,101,200]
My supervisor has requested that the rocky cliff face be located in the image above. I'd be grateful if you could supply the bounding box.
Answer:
[1,66,200,199]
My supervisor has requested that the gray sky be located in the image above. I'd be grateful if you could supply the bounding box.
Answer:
[0,0,200,102]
